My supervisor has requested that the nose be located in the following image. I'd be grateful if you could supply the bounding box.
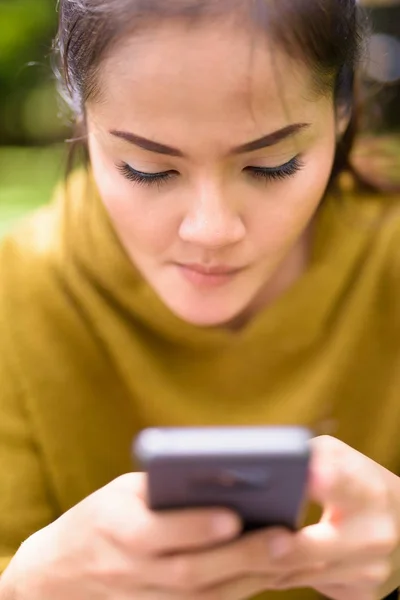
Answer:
[179,183,245,249]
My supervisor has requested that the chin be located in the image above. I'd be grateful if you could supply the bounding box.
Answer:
[178,309,240,328]
[178,310,237,328]
[162,296,247,328]
[151,269,258,328]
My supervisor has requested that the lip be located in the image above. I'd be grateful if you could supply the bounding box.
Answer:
[180,263,244,275]
[175,263,246,287]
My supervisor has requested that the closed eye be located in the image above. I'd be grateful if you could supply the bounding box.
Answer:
[117,155,304,188]
[116,163,177,187]
[245,156,304,182]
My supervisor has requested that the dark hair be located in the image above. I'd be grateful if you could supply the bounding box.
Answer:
[55,0,367,188]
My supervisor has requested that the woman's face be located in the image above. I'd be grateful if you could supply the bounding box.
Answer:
[87,20,337,327]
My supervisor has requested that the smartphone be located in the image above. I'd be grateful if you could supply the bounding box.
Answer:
[134,426,311,532]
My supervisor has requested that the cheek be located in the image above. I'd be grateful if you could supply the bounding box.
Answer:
[250,142,335,252]
[90,146,178,256]
[105,190,171,256]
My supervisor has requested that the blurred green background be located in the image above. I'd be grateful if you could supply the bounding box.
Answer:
[0,0,68,237]
[0,0,399,238]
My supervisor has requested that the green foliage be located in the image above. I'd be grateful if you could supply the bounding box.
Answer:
[0,0,69,145]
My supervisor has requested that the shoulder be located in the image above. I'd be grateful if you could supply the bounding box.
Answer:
[319,185,400,334]
[0,205,59,271]
[0,171,85,373]
[375,196,400,308]
[361,192,400,275]
[0,170,87,281]
[0,170,88,305]
[0,202,61,374]
[0,203,63,332]
[339,186,400,260]
[349,190,400,330]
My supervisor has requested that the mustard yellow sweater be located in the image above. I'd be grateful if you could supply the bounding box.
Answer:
[1,172,400,600]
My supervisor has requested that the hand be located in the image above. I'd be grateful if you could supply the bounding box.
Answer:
[1,474,244,600]
[5,437,400,600]
[263,435,400,600]
[0,468,345,600]
[2,473,306,600]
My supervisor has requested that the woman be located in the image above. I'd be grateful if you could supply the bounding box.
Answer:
[1,0,400,598]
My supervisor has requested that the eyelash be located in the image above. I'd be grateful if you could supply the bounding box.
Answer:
[117,164,177,188]
[117,156,304,188]
[244,156,304,181]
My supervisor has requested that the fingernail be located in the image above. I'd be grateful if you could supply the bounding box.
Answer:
[268,536,292,559]
[213,513,239,536]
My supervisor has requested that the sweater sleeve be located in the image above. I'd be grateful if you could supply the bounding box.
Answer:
[0,352,57,576]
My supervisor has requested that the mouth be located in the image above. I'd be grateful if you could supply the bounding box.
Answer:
[174,262,246,287]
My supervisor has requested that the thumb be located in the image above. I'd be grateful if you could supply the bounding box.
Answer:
[308,436,371,517]
[112,472,149,502]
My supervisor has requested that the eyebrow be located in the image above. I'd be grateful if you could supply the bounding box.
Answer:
[109,122,310,158]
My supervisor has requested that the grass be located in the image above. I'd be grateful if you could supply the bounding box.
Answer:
[0,145,65,237]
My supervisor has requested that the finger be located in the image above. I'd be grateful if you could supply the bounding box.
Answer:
[309,437,388,515]
[141,575,278,600]
[267,512,397,569]
[197,575,280,600]
[315,584,377,600]
[112,471,147,493]
[135,507,241,554]
[276,559,390,590]
[101,474,241,554]
[147,529,288,591]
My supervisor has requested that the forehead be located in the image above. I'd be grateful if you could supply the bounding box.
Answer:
[91,20,331,149]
